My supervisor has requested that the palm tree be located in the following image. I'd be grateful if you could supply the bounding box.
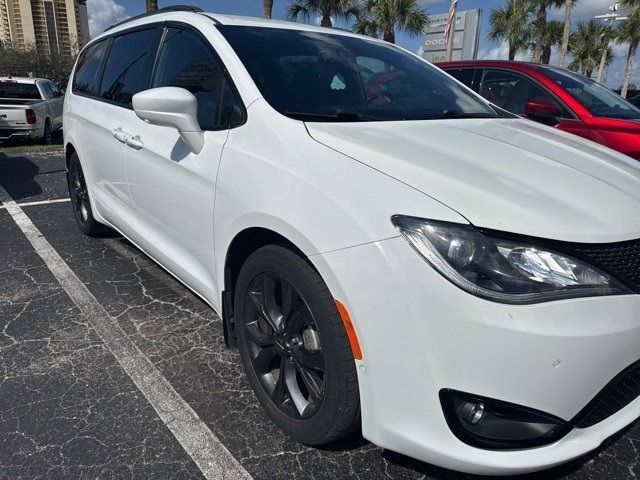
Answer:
[558,0,577,66]
[531,0,564,63]
[145,0,157,12]
[540,20,564,64]
[287,0,360,27]
[488,0,534,61]
[617,0,640,98]
[569,20,612,78]
[264,0,274,19]
[352,0,428,44]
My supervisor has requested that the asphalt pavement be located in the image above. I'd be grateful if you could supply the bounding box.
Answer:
[0,150,638,479]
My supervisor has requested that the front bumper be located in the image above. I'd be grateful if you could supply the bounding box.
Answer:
[0,127,38,141]
[313,236,640,475]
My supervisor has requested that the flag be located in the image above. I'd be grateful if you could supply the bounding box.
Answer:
[444,0,458,43]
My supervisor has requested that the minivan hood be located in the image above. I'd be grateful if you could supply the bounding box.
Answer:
[307,118,640,243]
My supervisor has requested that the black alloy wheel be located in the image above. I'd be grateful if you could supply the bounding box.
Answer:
[245,272,325,419]
[67,152,109,236]
[235,245,360,445]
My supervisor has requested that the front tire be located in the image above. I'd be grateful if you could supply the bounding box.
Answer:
[235,245,360,445]
[67,152,109,237]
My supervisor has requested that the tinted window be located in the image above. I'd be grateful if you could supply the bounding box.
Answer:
[41,82,54,98]
[540,67,640,120]
[480,69,568,118]
[218,26,497,122]
[446,68,476,89]
[0,81,41,99]
[73,40,108,95]
[51,83,63,97]
[219,80,244,127]
[153,27,227,130]
[100,28,158,106]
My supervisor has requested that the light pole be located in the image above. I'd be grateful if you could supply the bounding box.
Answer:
[595,3,626,84]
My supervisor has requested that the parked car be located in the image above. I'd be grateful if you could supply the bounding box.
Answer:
[64,7,640,476]
[437,61,640,159]
[0,77,64,144]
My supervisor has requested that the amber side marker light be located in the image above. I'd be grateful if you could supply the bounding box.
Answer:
[335,300,362,360]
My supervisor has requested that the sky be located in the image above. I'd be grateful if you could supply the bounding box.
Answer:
[84,0,640,89]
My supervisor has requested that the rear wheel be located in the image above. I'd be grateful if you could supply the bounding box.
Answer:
[67,152,109,236]
[41,120,52,145]
[235,245,360,445]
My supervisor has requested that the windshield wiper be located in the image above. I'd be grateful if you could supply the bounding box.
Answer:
[284,109,385,122]
[405,110,499,120]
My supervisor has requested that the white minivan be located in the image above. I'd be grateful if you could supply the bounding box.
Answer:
[64,6,640,475]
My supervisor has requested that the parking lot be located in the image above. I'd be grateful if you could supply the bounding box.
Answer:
[0,149,638,480]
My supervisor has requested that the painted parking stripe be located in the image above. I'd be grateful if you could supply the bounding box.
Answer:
[0,198,72,208]
[0,185,253,480]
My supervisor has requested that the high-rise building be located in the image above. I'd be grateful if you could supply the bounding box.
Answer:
[0,0,89,55]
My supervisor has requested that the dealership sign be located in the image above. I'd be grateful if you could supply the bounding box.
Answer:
[421,9,482,63]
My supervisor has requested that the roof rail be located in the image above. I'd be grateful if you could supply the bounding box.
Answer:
[104,5,204,32]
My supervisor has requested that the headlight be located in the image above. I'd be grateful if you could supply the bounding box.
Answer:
[392,215,630,304]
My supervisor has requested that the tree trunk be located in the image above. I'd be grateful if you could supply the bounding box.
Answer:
[263,0,273,19]
[320,13,332,27]
[558,0,572,67]
[621,40,639,98]
[383,24,395,43]
[145,0,157,12]
[542,46,551,64]
[585,66,593,78]
[534,6,547,63]
[509,44,516,61]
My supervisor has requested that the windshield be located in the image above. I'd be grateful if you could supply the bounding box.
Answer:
[540,67,640,120]
[0,81,41,100]
[217,26,497,122]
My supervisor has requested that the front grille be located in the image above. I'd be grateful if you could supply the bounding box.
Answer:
[573,359,640,428]
[568,239,640,291]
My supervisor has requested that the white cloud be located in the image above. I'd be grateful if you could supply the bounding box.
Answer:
[86,0,128,37]
[478,41,530,61]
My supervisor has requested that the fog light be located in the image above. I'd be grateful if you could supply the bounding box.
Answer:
[459,400,484,425]
[440,389,570,450]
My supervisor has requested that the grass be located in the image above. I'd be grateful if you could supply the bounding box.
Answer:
[0,143,63,154]
[0,131,63,154]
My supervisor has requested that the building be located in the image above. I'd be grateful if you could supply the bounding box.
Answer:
[0,0,89,55]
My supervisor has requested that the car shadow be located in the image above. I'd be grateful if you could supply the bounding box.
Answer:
[0,153,43,201]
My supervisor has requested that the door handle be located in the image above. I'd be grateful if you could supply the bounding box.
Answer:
[112,127,127,143]
[125,135,144,150]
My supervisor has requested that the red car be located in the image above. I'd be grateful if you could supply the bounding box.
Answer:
[437,60,640,159]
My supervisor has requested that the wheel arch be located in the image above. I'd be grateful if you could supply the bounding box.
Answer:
[65,142,77,169]
[221,226,317,348]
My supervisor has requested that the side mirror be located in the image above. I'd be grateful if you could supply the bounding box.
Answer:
[132,87,204,154]
[524,99,561,126]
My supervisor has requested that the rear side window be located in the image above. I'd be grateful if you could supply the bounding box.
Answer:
[99,28,158,106]
[153,27,232,130]
[446,68,476,90]
[41,82,54,99]
[73,40,108,95]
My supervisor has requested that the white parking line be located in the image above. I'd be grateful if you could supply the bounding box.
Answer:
[0,185,253,480]
[0,198,71,209]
